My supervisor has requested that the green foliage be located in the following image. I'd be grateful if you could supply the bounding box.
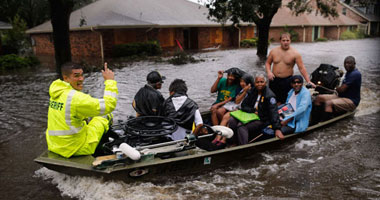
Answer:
[282,25,299,42]
[240,38,258,48]
[0,54,40,69]
[1,15,30,55]
[287,0,339,18]
[0,0,49,28]
[112,41,162,57]
[206,0,339,57]
[340,29,365,40]
[315,37,328,42]
[168,51,203,65]
[24,55,41,66]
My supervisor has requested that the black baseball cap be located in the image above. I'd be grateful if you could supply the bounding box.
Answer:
[147,71,166,84]
[290,75,304,84]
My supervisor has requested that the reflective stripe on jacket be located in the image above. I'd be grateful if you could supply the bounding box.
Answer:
[46,79,118,158]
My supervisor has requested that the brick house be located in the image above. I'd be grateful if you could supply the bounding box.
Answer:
[26,0,254,62]
[338,1,380,36]
[269,1,361,42]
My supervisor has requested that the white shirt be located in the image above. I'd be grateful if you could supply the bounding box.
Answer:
[288,92,298,111]
[169,96,203,141]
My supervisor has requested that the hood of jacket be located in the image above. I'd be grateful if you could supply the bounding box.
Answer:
[49,79,73,99]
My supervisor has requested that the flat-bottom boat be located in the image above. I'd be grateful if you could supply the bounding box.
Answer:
[35,63,352,182]
[34,110,355,182]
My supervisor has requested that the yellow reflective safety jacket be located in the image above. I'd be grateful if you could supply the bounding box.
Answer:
[46,79,118,158]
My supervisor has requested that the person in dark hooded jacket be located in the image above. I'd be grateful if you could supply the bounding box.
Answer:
[228,74,284,145]
[162,79,203,140]
[132,71,165,117]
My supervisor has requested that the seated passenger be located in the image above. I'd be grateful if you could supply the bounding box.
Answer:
[210,68,243,125]
[279,75,312,135]
[314,56,361,114]
[132,71,165,117]
[228,74,284,145]
[162,79,203,141]
[212,73,254,147]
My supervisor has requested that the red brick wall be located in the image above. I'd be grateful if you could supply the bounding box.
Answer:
[268,26,314,42]
[70,31,101,57]
[268,27,283,42]
[240,26,254,39]
[320,27,325,38]
[101,29,115,58]
[31,26,252,59]
[198,27,211,49]
[31,33,55,55]
[324,26,339,40]
[198,27,241,49]
[305,27,314,42]
[31,31,102,58]
[221,27,232,47]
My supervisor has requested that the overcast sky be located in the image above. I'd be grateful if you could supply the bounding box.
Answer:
[187,0,209,5]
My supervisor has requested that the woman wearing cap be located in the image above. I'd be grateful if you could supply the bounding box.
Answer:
[132,71,165,117]
[210,68,243,125]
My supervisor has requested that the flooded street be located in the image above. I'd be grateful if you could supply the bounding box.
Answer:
[0,38,379,200]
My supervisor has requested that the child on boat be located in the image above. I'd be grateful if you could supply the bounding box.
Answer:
[212,73,254,147]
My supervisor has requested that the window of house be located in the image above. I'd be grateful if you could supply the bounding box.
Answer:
[313,26,320,41]
[342,8,347,15]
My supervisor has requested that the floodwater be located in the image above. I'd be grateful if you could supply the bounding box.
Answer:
[0,38,379,200]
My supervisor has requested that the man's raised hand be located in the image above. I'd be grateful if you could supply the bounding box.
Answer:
[102,62,114,80]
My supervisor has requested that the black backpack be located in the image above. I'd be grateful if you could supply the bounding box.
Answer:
[311,64,343,94]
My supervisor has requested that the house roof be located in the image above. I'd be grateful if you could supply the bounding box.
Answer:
[27,0,248,34]
[0,21,12,30]
[271,2,361,27]
[347,4,380,22]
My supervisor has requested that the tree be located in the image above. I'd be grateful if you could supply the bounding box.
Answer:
[206,0,339,59]
[48,0,74,78]
[0,0,50,28]
[48,0,95,78]
[1,15,30,55]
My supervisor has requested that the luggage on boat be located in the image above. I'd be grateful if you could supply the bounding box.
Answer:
[310,64,343,94]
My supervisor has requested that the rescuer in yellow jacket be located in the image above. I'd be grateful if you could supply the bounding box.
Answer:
[46,62,118,158]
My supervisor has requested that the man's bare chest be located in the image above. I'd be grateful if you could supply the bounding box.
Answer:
[273,52,296,66]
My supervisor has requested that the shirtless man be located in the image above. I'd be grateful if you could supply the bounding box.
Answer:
[265,32,315,104]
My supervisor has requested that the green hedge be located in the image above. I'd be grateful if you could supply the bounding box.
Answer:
[0,54,40,69]
[240,38,258,48]
[315,37,328,42]
[112,41,162,57]
[340,30,366,40]
[240,38,271,48]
